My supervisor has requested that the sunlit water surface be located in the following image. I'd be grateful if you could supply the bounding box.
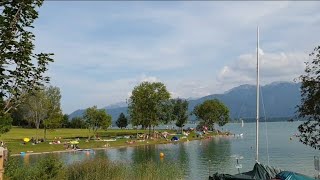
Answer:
[15,122,319,179]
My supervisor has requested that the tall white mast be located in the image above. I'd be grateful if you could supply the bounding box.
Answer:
[256,26,260,162]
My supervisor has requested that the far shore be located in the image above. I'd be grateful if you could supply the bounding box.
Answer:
[5,127,233,156]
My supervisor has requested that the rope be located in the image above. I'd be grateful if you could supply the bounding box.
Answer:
[260,86,270,166]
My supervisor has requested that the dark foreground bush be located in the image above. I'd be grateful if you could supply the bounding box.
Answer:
[5,155,183,180]
[5,155,63,180]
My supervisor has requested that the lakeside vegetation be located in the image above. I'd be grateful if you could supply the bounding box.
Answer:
[5,155,184,180]
[2,127,227,155]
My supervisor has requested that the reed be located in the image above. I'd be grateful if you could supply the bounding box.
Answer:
[5,155,183,180]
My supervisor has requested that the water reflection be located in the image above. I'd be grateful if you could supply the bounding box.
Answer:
[132,145,158,163]
[23,154,30,165]
[202,138,232,173]
[12,122,319,179]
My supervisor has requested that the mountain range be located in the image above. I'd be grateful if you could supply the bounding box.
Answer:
[68,81,301,123]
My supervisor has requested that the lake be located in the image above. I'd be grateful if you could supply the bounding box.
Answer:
[16,122,319,179]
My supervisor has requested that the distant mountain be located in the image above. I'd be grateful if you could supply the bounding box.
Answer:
[188,82,301,119]
[68,81,301,123]
[68,106,128,123]
[104,101,127,109]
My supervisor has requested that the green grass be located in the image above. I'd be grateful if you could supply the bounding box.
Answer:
[0,127,226,155]
[1,127,151,141]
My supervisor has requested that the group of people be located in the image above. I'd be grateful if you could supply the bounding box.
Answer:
[50,137,62,144]
[63,141,80,150]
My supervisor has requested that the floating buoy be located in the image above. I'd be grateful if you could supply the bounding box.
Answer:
[160,152,165,158]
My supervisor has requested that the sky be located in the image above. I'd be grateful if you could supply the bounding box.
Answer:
[33,1,320,114]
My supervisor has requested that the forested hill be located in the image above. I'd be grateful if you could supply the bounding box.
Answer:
[69,82,301,122]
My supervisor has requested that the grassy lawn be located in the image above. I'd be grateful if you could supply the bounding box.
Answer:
[0,127,224,155]
[1,127,151,141]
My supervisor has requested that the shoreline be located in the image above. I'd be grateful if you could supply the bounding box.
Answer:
[10,134,232,157]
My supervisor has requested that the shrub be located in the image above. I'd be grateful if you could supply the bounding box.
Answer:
[5,155,63,180]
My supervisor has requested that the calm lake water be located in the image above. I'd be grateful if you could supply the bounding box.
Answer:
[16,122,319,179]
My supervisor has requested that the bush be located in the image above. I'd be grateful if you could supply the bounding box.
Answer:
[5,155,63,180]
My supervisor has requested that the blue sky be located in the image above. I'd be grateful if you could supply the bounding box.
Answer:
[33,1,320,114]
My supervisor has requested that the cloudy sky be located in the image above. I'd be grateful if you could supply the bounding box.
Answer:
[33,1,320,114]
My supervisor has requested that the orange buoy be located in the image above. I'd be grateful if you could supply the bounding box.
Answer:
[160,152,165,158]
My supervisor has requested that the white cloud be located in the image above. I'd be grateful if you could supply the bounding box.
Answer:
[217,49,307,90]
[33,1,320,113]
[140,75,159,83]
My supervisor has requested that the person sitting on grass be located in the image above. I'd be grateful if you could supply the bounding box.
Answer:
[126,140,136,144]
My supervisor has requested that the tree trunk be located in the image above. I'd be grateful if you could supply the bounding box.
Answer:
[35,113,39,142]
[152,125,154,138]
[136,127,138,139]
[44,126,47,142]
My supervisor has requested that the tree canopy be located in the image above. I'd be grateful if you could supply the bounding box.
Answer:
[70,117,86,129]
[116,113,128,129]
[22,89,48,141]
[297,46,320,149]
[0,97,12,134]
[19,86,62,141]
[43,86,63,140]
[172,99,189,132]
[84,106,112,139]
[128,81,170,134]
[193,99,229,130]
[0,0,54,115]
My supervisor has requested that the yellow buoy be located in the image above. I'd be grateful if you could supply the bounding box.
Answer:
[160,152,165,158]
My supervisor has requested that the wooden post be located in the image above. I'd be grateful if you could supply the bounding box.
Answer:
[0,147,7,180]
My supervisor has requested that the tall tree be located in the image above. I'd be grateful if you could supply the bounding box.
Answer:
[20,86,62,141]
[70,117,86,129]
[297,46,320,149]
[0,0,54,117]
[128,81,170,136]
[116,113,128,129]
[22,90,48,141]
[193,99,229,130]
[84,106,112,139]
[172,99,189,133]
[43,86,63,140]
[61,114,70,128]
[0,97,12,134]
[157,100,174,125]
[11,103,29,126]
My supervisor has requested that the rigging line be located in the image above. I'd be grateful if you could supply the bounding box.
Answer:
[260,86,270,166]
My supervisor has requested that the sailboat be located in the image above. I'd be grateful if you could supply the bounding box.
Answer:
[241,119,244,128]
[209,27,315,180]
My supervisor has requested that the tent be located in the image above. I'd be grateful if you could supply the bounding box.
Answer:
[210,163,281,180]
[171,136,179,141]
[275,171,315,180]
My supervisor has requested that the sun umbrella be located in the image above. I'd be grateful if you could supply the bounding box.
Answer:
[23,138,30,142]
[70,141,79,144]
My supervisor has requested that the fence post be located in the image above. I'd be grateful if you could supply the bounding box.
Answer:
[0,147,7,180]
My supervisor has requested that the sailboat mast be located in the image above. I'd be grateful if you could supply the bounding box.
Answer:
[256,26,260,162]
